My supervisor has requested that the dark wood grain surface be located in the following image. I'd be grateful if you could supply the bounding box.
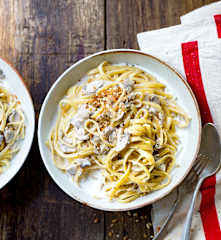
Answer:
[0,0,217,239]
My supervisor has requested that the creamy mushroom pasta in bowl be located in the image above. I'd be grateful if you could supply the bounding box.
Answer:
[0,57,35,190]
[38,49,201,211]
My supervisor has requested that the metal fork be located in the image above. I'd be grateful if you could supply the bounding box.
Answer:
[153,123,221,240]
[186,153,209,183]
[152,154,206,240]
[182,123,221,240]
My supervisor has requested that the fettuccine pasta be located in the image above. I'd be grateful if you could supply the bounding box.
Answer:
[0,85,25,174]
[48,62,190,203]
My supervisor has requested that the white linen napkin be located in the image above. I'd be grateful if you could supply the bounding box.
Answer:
[180,1,221,24]
[137,15,220,51]
[137,2,221,239]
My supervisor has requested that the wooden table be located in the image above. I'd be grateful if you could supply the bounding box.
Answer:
[0,0,217,239]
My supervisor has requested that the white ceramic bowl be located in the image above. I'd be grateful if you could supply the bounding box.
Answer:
[0,57,35,189]
[38,49,201,211]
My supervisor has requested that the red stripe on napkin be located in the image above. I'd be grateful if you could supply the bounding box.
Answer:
[200,178,221,239]
[181,41,212,123]
[182,41,221,240]
[214,15,221,38]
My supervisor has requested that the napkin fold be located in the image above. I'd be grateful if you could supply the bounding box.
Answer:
[137,1,221,239]
[137,15,220,51]
[180,1,221,24]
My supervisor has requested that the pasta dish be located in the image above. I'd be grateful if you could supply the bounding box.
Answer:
[48,62,190,203]
[0,85,25,174]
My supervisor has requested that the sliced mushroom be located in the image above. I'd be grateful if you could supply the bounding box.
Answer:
[109,131,117,144]
[75,158,91,168]
[59,142,76,154]
[115,128,130,152]
[66,164,78,176]
[62,136,73,145]
[82,80,104,95]
[91,135,109,154]
[121,79,134,93]
[99,144,110,154]
[128,92,142,101]
[91,135,101,145]
[149,95,161,105]
[4,126,15,144]
[91,135,101,154]
[8,110,20,122]
[103,126,117,144]
[73,125,89,141]
[70,105,90,141]
[103,126,114,139]
[148,106,158,115]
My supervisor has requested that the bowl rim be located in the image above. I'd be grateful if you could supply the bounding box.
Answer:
[38,49,202,211]
[0,56,35,190]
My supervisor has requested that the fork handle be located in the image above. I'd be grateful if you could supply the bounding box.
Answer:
[152,188,180,240]
[182,177,204,240]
